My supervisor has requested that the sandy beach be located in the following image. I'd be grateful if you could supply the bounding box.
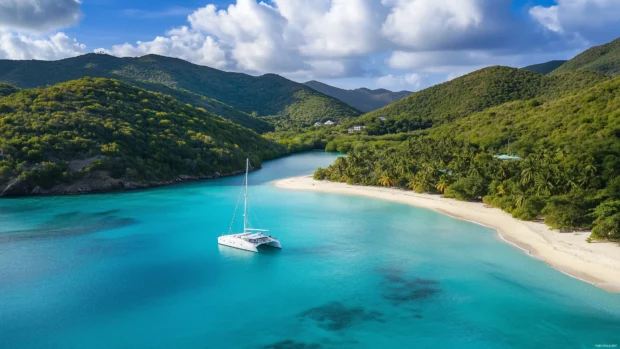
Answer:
[274,175,620,293]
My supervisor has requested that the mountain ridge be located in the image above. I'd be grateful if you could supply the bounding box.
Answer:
[551,37,620,76]
[0,54,361,130]
[304,80,411,112]
[522,60,567,74]
[356,65,609,135]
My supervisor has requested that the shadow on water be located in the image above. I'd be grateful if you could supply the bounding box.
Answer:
[0,210,137,244]
[261,340,322,349]
[299,301,384,331]
[376,265,442,305]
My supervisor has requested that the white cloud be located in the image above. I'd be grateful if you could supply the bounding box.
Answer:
[530,6,562,33]
[275,0,387,58]
[376,73,422,91]
[530,0,620,43]
[0,0,82,33]
[0,32,85,60]
[105,0,554,79]
[106,26,228,69]
[382,0,485,50]
[186,1,308,72]
[1,0,616,89]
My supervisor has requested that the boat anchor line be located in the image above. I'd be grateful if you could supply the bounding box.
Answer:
[218,158,282,253]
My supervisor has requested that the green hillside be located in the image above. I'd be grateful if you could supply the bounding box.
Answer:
[360,66,545,133]
[428,76,620,152]
[523,60,567,74]
[0,54,361,130]
[0,78,286,196]
[0,83,19,97]
[356,66,610,135]
[552,37,620,76]
[304,80,411,112]
[315,77,620,240]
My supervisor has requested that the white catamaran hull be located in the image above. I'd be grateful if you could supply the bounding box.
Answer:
[219,158,282,253]
[218,234,282,253]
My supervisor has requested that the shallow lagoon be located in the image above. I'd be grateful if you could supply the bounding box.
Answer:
[1,152,619,349]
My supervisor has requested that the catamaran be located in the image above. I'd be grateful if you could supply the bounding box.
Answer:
[218,158,282,252]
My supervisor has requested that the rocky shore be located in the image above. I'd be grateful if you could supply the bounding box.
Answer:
[0,168,253,197]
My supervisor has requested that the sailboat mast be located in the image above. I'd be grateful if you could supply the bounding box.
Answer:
[243,158,249,233]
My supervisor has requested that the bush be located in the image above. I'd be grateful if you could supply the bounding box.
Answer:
[512,196,547,220]
[542,196,592,230]
[325,141,337,152]
[314,168,326,180]
[591,213,620,240]
[444,174,488,201]
[483,194,515,211]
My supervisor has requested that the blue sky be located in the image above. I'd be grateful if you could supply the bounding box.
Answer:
[1,0,619,91]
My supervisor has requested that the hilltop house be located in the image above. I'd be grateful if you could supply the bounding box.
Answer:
[324,120,335,125]
[348,125,366,133]
[314,122,322,127]
[379,117,387,122]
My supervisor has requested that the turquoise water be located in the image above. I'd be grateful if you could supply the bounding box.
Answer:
[1,152,619,349]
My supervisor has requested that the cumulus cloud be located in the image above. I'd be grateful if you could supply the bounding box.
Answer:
[105,26,229,69]
[275,0,388,58]
[1,0,608,89]
[0,32,86,60]
[530,0,620,43]
[106,0,572,80]
[376,73,423,91]
[0,0,82,33]
[530,6,562,33]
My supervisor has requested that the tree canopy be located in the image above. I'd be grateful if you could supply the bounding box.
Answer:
[0,78,287,195]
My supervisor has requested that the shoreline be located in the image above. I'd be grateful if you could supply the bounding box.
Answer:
[274,175,620,293]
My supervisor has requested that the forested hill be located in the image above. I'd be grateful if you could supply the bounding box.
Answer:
[356,66,609,135]
[304,80,411,112]
[0,78,287,197]
[552,37,620,76]
[522,60,566,74]
[0,54,361,130]
[0,83,19,97]
[315,76,620,241]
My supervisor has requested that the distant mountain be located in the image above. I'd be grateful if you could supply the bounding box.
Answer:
[0,54,361,131]
[522,60,567,74]
[0,78,287,197]
[0,83,19,97]
[304,80,411,112]
[552,37,620,76]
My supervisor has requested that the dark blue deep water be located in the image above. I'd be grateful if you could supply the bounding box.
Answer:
[1,152,619,349]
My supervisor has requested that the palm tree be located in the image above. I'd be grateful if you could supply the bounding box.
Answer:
[435,176,450,193]
[511,182,529,208]
[520,157,536,186]
[379,171,395,187]
[534,171,554,196]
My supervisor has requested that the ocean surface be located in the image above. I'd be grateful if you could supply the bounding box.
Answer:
[1,152,619,349]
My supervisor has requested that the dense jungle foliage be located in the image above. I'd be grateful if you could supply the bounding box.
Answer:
[0,54,360,130]
[0,78,286,191]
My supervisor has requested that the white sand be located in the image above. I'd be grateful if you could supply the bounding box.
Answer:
[274,175,620,293]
